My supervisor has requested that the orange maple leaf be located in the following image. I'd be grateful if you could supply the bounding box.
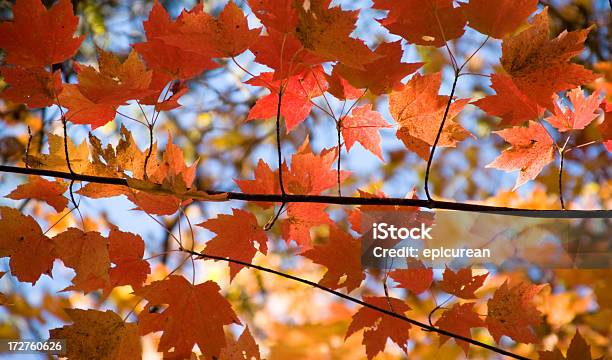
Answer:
[439,266,488,299]
[346,296,411,360]
[0,0,83,68]
[285,139,349,195]
[234,159,282,209]
[6,176,68,212]
[49,309,141,360]
[546,88,603,132]
[486,280,545,343]
[59,49,153,128]
[135,275,241,359]
[52,228,110,293]
[0,207,54,284]
[389,72,472,160]
[500,8,598,109]
[125,133,198,215]
[198,209,268,280]
[486,121,555,190]
[347,189,432,234]
[301,226,365,292]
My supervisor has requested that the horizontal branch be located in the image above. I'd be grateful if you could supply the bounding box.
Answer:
[186,249,530,360]
[0,165,610,219]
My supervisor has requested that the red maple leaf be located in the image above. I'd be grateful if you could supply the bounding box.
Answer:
[435,302,485,355]
[346,296,412,359]
[341,104,391,161]
[198,209,268,280]
[0,0,83,68]
[374,0,466,47]
[250,29,324,80]
[52,228,111,294]
[461,0,537,39]
[234,159,282,209]
[301,226,365,292]
[334,41,423,95]
[474,74,544,127]
[0,66,62,108]
[249,0,297,33]
[486,281,545,343]
[439,266,488,299]
[247,68,328,132]
[135,276,241,359]
[132,1,220,80]
[326,68,364,100]
[6,176,68,212]
[59,49,153,129]
[389,261,434,295]
[0,207,54,285]
[282,203,332,249]
[103,227,151,296]
[389,72,471,160]
[599,101,612,152]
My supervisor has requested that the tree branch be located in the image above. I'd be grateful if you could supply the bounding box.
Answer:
[0,165,609,218]
[186,249,530,360]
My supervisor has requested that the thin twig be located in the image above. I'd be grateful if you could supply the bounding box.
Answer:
[264,202,286,231]
[275,86,286,196]
[337,120,343,197]
[559,149,566,210]
[25,126,32,168]
[143,124,154,180]
[424,70,459,202]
